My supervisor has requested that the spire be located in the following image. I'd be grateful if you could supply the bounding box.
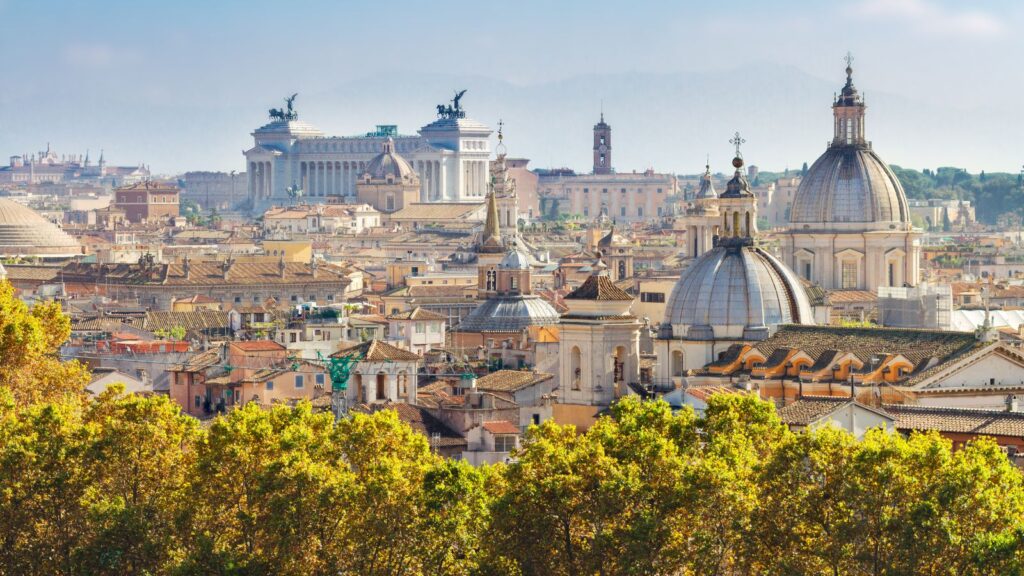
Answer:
[479,190,504,253]
[495,119,506,157]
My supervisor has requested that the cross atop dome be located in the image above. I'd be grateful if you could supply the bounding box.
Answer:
[730,131,746,160]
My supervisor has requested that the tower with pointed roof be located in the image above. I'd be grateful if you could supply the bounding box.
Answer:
[557,251,640,427]
[490,120,520,238]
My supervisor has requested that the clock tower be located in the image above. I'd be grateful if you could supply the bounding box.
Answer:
[593,113,611,175]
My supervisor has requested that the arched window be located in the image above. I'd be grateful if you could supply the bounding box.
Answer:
[613,346,626,383]
[486,270,497,291]
[618,260,627,280]
[745,211,752,236]
[571,346,582,391]
[733,212,740,237]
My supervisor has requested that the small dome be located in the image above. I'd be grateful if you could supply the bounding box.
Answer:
[458,296,561,332]
[662,245,813,341]
[364,138,417,183]
[0,199,81,258]
[790,147,909,226]
[499,244,531,270]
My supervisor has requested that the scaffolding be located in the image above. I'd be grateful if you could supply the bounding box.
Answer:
[877,283,952,330]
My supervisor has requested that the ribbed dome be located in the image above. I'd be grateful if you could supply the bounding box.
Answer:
[662,245,813,341]
[0,199,81,258]
[458,296,560,332]
[365,138,417,183]
[790,146,909,226]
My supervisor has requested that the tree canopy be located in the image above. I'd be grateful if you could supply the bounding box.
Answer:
[0,285,1022,575]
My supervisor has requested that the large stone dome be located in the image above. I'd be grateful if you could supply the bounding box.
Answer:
[0,199,81,258]
[364,138,417,184]
[662,244,813,341]
[789,60,911,230]
[789,146,910,227]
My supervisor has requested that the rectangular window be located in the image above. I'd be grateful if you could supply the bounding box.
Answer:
[295,375,304,389]
[316,374,325,386]
[841,261,858,289]
[430,322,439,333]
[266,381,274,391]
[640,292,665,303]
[583,188,589,194]
[415,322,425,334]
[194,396,201,408]
[494,435,517,452]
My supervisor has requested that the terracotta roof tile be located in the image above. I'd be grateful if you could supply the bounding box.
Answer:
[482,420,520,434]
[231,340,286,352]
[565,274,634,301]
[334,339,422,361]
[475,370,554,393]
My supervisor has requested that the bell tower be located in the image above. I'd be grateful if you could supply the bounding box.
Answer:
[593,112,611,175]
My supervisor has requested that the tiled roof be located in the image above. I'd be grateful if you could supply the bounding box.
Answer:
[230,340,286,352]
[885,404,1024,438]
[354,402,466,447]
[475,370,554,393]
[482,420,520,434]
[776,396,854,426]
[145,310,229,333]
[334,339,422,361]
[387,202,484,221]
[776,396,1024,439]
[685,385,749,402]
[754,325,978,375]
[173,346,224,372]
[1,265,62,282]
[565,274,633,301]
[827,290,877,303]
[387,306,446,321]
[58,261,353,287]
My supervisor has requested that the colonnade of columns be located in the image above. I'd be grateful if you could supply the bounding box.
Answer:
[249,161,273,200]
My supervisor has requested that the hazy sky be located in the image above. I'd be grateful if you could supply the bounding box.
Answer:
[0,0,1020,174]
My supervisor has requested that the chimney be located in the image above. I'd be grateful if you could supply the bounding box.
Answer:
[310,256,319,279]
[279,256,287,279]
[1007,394,1019,413]
[183,256,191,279]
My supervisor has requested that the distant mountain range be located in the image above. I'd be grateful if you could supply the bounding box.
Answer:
[0,63,1016,175]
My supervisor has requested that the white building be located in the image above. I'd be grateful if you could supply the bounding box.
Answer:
[386,307,447,355]
[245,94,492,212]
[556,258,641,430]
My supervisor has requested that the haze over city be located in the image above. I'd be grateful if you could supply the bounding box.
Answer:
[1,0,1021,174]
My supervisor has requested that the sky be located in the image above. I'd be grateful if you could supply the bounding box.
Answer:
[0,0,1021,175]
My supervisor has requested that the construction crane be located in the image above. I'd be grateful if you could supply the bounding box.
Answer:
[317,350,363,421]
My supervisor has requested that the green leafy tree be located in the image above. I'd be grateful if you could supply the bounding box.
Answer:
[0,280,89,405]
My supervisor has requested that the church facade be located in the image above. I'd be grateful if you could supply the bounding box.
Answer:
[244,93,492,211]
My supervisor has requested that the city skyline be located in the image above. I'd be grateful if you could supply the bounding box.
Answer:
[1,0,1021,174]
